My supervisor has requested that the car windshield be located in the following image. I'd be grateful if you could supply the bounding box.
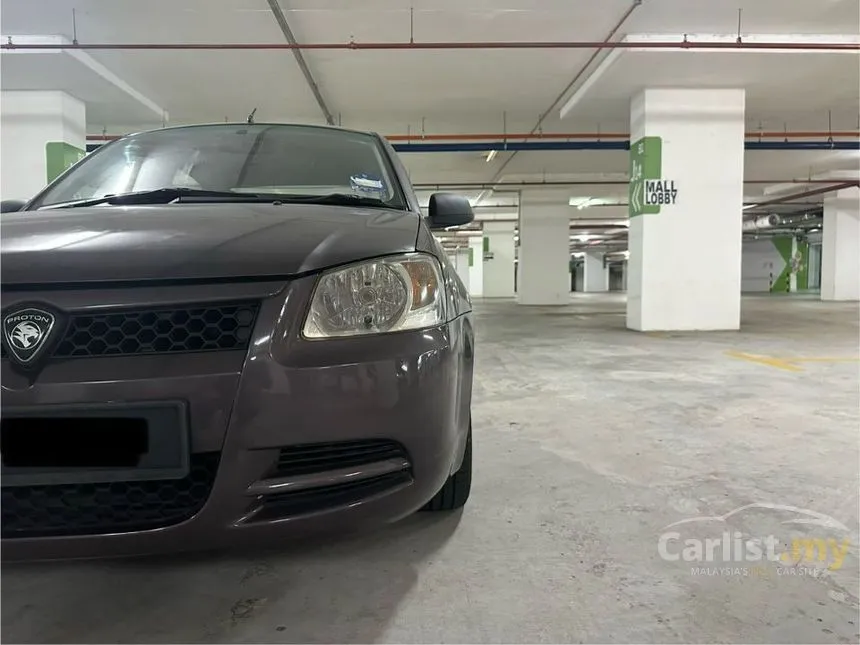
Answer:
[31,124,406,209]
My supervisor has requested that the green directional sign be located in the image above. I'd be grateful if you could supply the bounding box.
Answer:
[45,142,85,183]
[629,136,677,217]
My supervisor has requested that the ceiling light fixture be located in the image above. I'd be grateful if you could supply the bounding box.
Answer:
[569,196,597,209]
[485,150,498,163]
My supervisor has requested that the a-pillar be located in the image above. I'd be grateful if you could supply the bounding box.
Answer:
[627,88,745,330]
[482,221,516,297]
[467,235,484,297]
[583,252,608,292]
[517,199,570,305]
[1,91,86,201]
[821,186,860,301]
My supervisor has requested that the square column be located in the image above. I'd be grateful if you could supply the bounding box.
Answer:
[482,221,516,297]
[821,187,860,301]
[1,91,86,201]
[453,248,471,292]
[583,252,608,292]
[627,88,745,331]
[467,235,484,297]
[517,200,570,305]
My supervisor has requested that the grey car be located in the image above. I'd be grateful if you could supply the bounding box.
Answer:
[0,123,475,561]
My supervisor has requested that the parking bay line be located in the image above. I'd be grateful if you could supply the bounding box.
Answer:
[725,351,860,372]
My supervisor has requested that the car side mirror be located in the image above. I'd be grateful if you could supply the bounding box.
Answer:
[1,200,27,213]
[427,193,474,229]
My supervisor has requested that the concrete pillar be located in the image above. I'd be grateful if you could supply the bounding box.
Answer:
[482,221,516,297]
[627,88,745,331]
[1,91,86,201]
[821,186,860,301]
[583,252,608,292]
[468,235,484,297]
[573,262,584,292]
[517,200,570,305]
[453,248,471,292]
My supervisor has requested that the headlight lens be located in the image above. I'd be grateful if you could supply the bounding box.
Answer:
[302,254,446,338]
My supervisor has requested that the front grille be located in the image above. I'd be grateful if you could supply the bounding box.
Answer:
[1,452,220,538]
[273,439,409,477]
[250,470,413,522]
[8,302,259,360]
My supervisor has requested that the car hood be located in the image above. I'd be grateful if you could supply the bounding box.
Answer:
[1,203,420,285]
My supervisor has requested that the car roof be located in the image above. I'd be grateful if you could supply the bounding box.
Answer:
[122,122,380,140]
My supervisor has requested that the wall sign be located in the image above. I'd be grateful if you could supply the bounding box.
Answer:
[645,179,678,206]
[629,136,678,216]
[45,142,85,183]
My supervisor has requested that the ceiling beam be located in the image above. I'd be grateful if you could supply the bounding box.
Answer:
[1,34,166,121]
[265,0,335,125]
[560,33,860,120]
[479,0,643,200]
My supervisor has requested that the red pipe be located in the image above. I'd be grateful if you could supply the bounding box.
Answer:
[744,181,860,209]
[86,131,859,142]
[4,40,858,51]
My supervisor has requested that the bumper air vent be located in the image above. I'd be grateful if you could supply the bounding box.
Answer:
[273,439,409,477]
[250,470,414,522]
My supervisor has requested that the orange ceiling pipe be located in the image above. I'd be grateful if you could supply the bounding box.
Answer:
[87,131,859,142]
[4,40,859,52]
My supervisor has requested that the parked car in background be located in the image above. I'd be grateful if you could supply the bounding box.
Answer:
[1,123,475,561]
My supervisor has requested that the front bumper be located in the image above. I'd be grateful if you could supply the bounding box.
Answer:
[1,276,472,561]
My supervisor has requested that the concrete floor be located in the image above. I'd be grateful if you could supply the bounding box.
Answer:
[3,293,859,644]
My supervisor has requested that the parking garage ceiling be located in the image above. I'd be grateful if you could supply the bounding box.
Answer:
[2,0,858,250]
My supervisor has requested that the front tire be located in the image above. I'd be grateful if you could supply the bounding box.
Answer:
[422,426,472,511]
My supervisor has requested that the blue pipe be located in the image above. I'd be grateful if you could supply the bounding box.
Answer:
[392,141,630,152]
[392,140,632,152]
[391,140,860,153]
[84,140,859,154]
[744,141,859,150]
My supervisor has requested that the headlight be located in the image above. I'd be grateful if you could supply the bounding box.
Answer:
[302,253,447,338]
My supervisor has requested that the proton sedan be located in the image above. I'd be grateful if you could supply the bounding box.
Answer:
[0,123,475,561]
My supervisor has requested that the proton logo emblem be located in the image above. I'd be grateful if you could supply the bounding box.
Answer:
[2,307,56,365]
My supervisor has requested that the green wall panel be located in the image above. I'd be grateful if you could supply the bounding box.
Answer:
[771,237,793,292]
[795,240,809,290]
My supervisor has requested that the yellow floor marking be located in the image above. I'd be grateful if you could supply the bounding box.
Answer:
[786,357,860,363]
[725,352,860,372]
[725,351,804,372]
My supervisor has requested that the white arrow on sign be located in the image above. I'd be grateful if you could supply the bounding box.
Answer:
[631,181,641,212]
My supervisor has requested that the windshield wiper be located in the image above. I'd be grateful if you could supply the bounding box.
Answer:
[274,193,401,210]
[42,187,274,209]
